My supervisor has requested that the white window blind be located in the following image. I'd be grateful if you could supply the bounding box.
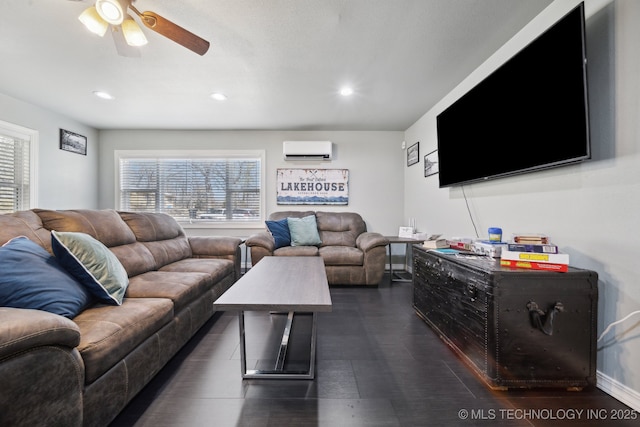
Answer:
[118,151,263,224]
[0,122,37,213]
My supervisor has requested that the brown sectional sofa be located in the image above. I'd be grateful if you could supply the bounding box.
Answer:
[246,211,388,286]
[0,209,242,427]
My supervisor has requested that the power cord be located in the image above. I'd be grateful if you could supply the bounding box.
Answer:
[458,186,640,344]
[598,310,640,342]
[461,185,479,238]
[459,184,638,344]
[459,182,638,344]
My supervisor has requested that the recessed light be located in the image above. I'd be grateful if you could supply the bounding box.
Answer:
[339,87,354,97]
[210,93,227,101]
[92,90,114,100]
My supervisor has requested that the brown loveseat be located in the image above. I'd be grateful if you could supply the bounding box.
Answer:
[0,209,242,427]
[246,211,388,286]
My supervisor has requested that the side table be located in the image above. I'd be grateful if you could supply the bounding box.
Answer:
[385,236,422,283]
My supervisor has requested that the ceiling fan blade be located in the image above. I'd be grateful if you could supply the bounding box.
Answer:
[138,11,210,55]
[111,25,142,57]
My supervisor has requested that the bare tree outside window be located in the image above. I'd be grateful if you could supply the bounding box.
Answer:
[118,152,262,223]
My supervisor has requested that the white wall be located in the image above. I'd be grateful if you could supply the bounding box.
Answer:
[404,0,640,409]
[97,129,405,238]
[0,93,99,209]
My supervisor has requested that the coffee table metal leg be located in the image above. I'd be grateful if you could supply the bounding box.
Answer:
[239,311,247,376]
[239,311,317,380]
[308,312,317,379]
[275,311,294,371]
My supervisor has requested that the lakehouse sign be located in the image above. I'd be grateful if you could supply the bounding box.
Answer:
[277,169,349,205]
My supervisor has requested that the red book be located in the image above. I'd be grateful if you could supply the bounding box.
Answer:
[500,259,568,273]
[449,241,472,251]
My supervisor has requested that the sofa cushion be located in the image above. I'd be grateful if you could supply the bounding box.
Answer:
[288,215,322,246]
[273,246,319,257]
[142,239,193,269]
[109,242,157,277]
[0,211,51,250]
[0,237,93,318]
[73,298,173,384]
[35,209,137,248]
[119,211,193,268]
[118,211,183,242]
[316,211,366,247]
[126,271,211,313]
[268,211,315,221]
[51,231,129,306]
[158,258,235,284]
[319,246,364,266]
[265,218,291,249]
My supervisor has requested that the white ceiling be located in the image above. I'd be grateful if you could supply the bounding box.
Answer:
[0,0,553,131]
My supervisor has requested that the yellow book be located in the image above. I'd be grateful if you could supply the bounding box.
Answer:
[501,249,569,265]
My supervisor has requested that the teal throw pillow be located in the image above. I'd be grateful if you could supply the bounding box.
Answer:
[51,231,129,305]
[0,236,94,318]
[287,215,322,246]
[265,218,291,249]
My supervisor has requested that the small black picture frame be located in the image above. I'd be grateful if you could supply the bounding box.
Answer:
[424,149,439,177]
[407,141,419,166]
[60,129,87,155]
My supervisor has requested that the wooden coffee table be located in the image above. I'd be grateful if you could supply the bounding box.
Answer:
[213,256,332,379]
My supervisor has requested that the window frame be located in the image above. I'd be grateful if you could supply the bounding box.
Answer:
[0,119,38,213]
[115,149,265,228]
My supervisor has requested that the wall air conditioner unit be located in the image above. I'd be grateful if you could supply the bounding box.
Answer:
[283,141,332,161]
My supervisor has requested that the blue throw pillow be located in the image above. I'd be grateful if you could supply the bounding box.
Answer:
[265,218,291,249]
[287,215,322,246]
[0,236,94,318]
[51,231,129,306]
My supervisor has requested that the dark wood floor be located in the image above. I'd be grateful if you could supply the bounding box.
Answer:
[111,274,636,427]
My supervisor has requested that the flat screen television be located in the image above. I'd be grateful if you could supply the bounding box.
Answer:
[436,3,590,187]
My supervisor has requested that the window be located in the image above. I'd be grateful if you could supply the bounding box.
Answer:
[116,150,264,226]
[0,120,38,213]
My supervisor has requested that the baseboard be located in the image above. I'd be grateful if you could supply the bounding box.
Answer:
[597,370,640,412]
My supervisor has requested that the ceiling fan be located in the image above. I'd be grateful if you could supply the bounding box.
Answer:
[78,0,210,55]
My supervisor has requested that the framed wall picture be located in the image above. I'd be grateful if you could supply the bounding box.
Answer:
[277,168,349,205]
[60,129,87,155]
[424,149,439,177]
[407,141,419,166]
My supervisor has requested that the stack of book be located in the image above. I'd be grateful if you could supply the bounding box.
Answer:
[422,238,449,249]
[500,236,569,272]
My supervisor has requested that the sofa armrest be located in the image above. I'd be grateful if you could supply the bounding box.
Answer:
[189,236,243,279]
[0,307,81,359]
[245,231,275,252]
[0,308,84,426]
[245,232,275,266]
[356,232,389,252]
[356,233,389,285]
[189,236,243,258]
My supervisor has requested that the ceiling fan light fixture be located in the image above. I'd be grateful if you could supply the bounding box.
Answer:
[79,6,109,37]
[95,0,127,25]
[122,17,148,46]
